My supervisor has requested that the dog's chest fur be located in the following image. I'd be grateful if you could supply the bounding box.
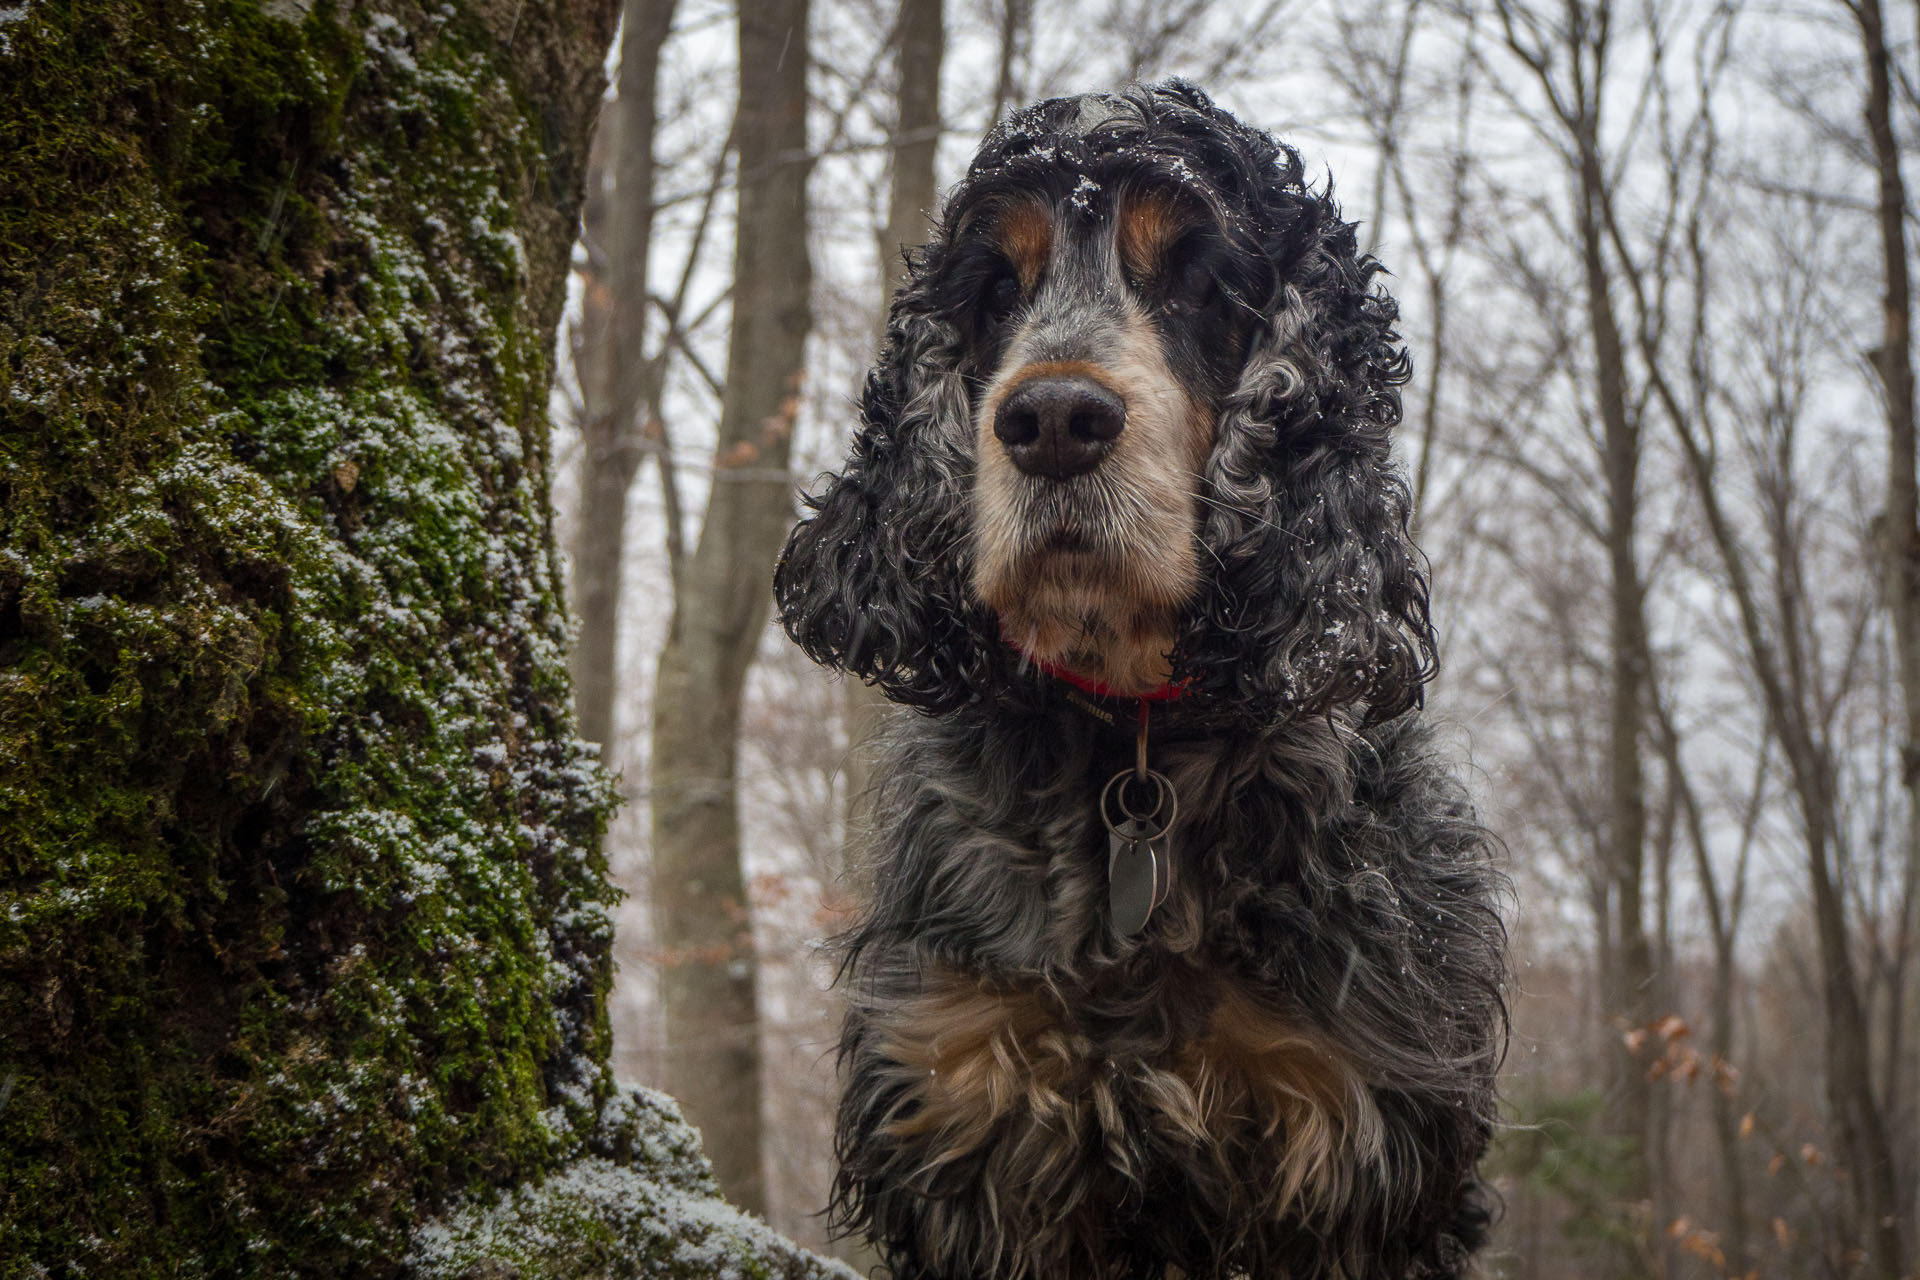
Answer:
[837,698,1493,1277]
[868,954,1387,1233]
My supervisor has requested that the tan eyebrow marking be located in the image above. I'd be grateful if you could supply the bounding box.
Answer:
[995,199,1054,291]
[1117,187,1198,284]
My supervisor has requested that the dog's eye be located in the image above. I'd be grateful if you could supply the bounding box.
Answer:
[983,272,1023,320]
[1166,257,1215,313]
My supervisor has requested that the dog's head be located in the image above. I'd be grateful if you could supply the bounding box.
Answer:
[776,81,1432,725]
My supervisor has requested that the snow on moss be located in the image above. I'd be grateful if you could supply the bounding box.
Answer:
[412,1087,861,1280]
[5,0,848,1272]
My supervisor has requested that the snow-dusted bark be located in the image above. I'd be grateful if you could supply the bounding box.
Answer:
[0,3,846,1276]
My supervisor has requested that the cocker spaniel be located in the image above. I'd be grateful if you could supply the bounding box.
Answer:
[774,81,1506,1280]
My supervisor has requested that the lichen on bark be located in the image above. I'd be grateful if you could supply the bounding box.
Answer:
[0,3,846,1276]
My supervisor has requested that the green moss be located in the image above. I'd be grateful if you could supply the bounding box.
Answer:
[0,1,633,1273]
[410,1087,859,1280]
[4,0,843,1268]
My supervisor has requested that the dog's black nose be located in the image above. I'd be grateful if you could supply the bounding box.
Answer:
[993,376,1126,479]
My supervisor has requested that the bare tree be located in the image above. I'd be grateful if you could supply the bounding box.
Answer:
[1318,0,1479,519]
[1654,286,1909,1280]
[1650,677,1763,1276]
[986,0,1035,127]
[1486,3,1661,1249]
[572,0,679,750]
[1577,9,1914,1266]
[845,0,946,863]
[1853,3,1920,1245]
[650,0,816,1215]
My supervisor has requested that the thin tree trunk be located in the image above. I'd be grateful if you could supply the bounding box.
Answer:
[1705,865,1751,1277]
[832,8,942,1260]
[1642,282,1910,1280]
[1859,0,1920,1248]
[845,0,945,862]
[988,0,1032,127]
[883,0,945,277]
[1655,690,1759,1276]
[1492,1,1658,1228]
[1805,789,1907,1279]
[1647,768,1677,1273]
[650,0,813,1215]
[1578,85,1658,1233]
[571,0,678,751]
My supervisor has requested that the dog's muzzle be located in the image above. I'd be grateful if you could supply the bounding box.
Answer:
[992,374,1126,479]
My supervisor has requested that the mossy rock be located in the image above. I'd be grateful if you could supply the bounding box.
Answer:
[0,3,845,1276]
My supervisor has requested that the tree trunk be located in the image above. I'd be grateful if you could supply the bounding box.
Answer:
[845,0,945,864]
[1575,84,1658,1234]
[827,6,944,1263]
[1802,784,1907,1279]
[1859,0,1920,1250]
[1655,282,1911,1280]
[650,0,814,1217]
[882,0,946,304]
[1493,2,1658,1235]
[988,0,1033,126]
[0,5,843,1276]
[570,0,679,752]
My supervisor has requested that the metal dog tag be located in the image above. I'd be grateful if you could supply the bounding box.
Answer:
[1107,819,1169,935]
[1100,768,1177,936]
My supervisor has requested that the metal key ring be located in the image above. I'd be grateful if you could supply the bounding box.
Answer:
[1100,768,1178,838]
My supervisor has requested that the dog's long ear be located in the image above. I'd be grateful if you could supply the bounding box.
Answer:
[774,260,990,714]
[1182,183,1435,726]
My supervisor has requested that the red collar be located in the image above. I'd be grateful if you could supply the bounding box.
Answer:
[1013,645,1189,702]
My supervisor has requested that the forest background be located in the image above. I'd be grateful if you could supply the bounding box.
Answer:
[2,0,1911,1273]
[562,1,1920,1278]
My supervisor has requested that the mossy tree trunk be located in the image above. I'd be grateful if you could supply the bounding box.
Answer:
[0,3,848,1277]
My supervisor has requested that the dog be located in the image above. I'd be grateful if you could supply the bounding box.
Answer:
[774,82,1506,1280]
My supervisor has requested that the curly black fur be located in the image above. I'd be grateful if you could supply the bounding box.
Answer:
[775,82,1506,1280]
[776,82,1430,727]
